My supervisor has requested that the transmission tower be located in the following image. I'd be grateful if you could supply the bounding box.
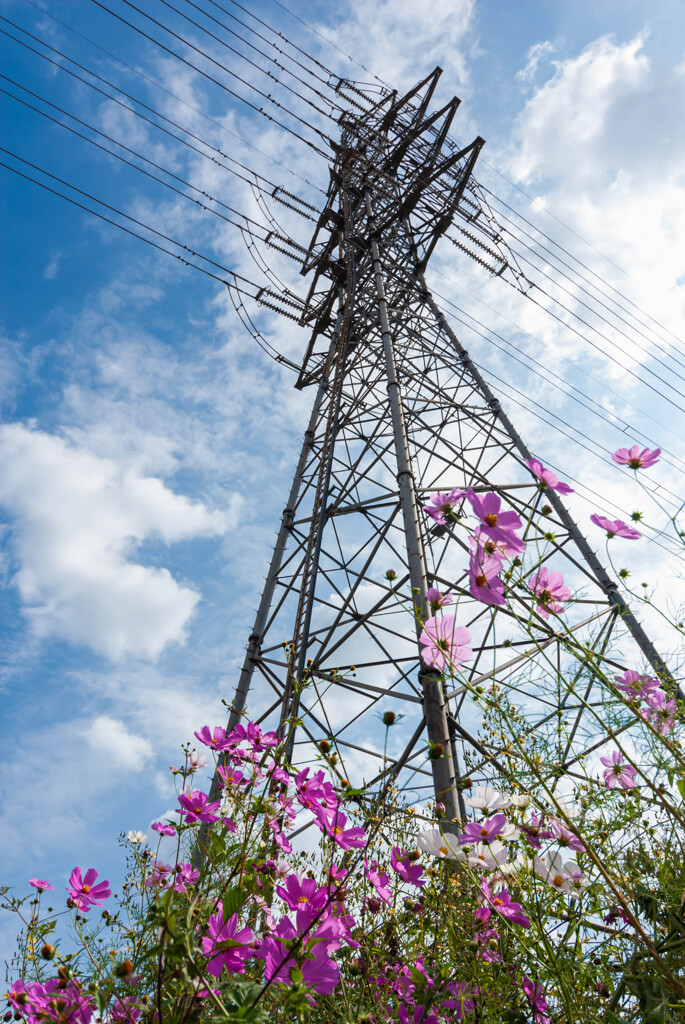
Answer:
[222,68,674,826]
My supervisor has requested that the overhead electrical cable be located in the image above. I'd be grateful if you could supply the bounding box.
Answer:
[88,0,333,156]
[0,23,320,219]
[15,0,327,196]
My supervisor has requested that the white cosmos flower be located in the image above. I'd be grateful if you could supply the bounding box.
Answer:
[509,793,533,809]
[463,786,511,813]
[534,853,588,898]
[496,852,533,882]
[417,829,463,860]
[127,830,147,844]
[465,840,508,872]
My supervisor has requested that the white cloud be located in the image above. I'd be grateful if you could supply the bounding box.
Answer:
[0,423,230,660]
[515,41,555,84]
[320,0,477,98]
[42,252,62,281]
[83,715,152,770]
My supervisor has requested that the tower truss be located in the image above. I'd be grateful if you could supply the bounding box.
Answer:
[222,68,675,825]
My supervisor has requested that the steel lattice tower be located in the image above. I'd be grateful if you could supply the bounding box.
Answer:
[221,69,675,825]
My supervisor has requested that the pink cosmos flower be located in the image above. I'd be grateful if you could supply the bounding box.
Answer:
[151,821,176,837]
[67,868,111,912]
[173,862,200,893]
[549,818,586,853]
[202,904,254,977]
[398,1006,438,1024]
[480,878,530,928]
[524,458,573,494]
[364,859,393,904]
[390,847,425,887]
[111,997,142,1024]
[468,551,507,606]
[529,567,571,617]
[600,750,638,789]
[612,445,660,470]
[25,978,94,1024]
[520,812,553,851]
[29,879,54,893]
[522,977,551,1024]
[465,490,526,554]
[425,587,453,609]
[193,725,232,752]
[590,514,641,540]
[257,916,342,995]
[320,809,366,850]
[422,489,465,526]
[459,813,509,846]
[275,874,327,916]
[228,722,279,753]
[640,689,677,735]
[144,859,172,889]
[177,789,221,824]
[419,615,473,673]
[615,669,660,701]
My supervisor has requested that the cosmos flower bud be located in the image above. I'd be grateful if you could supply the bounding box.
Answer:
[428,742,444,760]
[385,570,397,581]
[40,944,56,960]
[115,960,134,978]
[319,739,331,753]
[434,801,446,818]
[382,711,396,726]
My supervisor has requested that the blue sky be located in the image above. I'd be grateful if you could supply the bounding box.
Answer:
[2,0,685,966]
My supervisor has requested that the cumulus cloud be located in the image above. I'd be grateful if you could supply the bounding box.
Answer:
[0,423,230,660]
[320,0,477,97]
[83,715,152,770]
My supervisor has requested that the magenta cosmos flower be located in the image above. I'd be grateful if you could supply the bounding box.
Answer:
[67,867,111,912]
[590,514,641,540]
[202,904,254,977]
[320,808,366,850]
[612,445,660,470]
[522,977,551,1024]
[419,615,473,672]
[425,587,453,609]
[469,551,507,606]
[524,458,573,494]
[177,789,221,824]
[615,669,660,701]
[600,750,638,789]
[29,879,54,893]
[529,567,571,617]
[480,878,530,928]
[465,490,525,554]
[151,821,176,837]
[390,847,425,887]
[459,814,509,846]
[194,725,232,752]
[640,689,677,735]
[422,489,465,526]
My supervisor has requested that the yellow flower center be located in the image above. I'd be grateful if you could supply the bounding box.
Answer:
[439,846,449,856]
[484,514,498,527]
[82,885,90,894]
[553,874,564,887]
[332,826,343,835]
[475,574,487,587]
